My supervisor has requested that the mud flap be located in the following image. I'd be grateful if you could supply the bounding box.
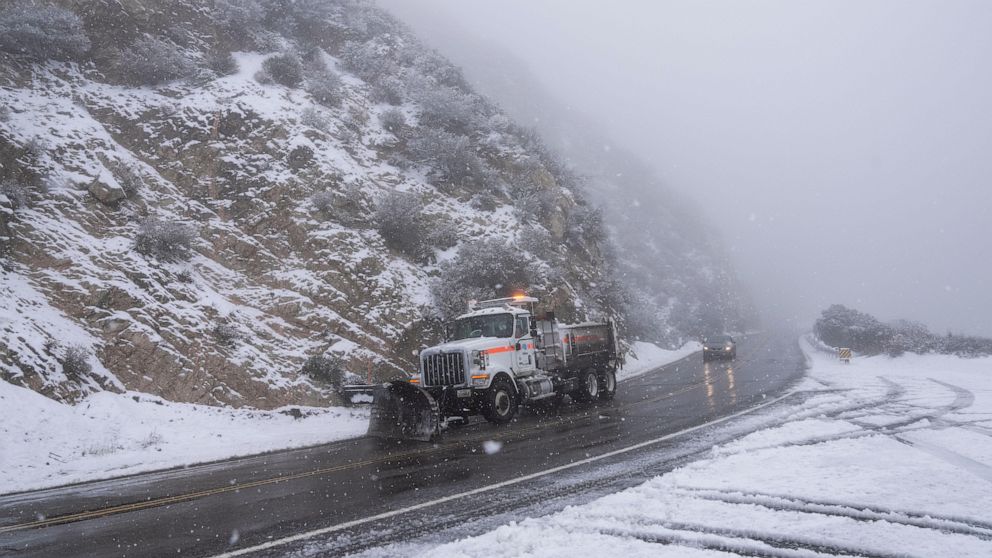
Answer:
[367,381,441,442]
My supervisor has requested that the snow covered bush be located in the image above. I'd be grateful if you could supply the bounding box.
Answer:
[514,188,558,225]
[412,85,481,133]
[61,344,92,381]
[518,223,554,257]
[942,334,992,357]
[431,241,537,319]
[815,304,893,355]
[117,37,196,86]
[206,50,238,76]
[305,66,343,107]
[566,203,607,247]
[301,354,344,392]
[426,219,459,251]
[378,108,406,134]
[374,191,426,258]
[0,2,90,60]
[259,51,304,88]
[615,285,667,342]
[0,180,29,209]
[884,319,941,356]
[344,105,370,129]
[300,106,331,132]
[310,191,335,215]
[813,304,992,357]
[112,162,144,198]
[371,76,405,105]
[415,50,468,89]
[212,322,242,348]
[471,193,499,212]
[339,40,399,84]
[175,269,193,284]
[287,145,314,169]
[134,218,197,261]
[342,3,402,40]
[278,0,340,38]
[214,0,265,35]
[404,128,491,190]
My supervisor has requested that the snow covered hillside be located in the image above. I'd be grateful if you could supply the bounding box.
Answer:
[0,0,624,408]
[430,337,992,557]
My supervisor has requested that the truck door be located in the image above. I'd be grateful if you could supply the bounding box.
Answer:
[514,315,537,373]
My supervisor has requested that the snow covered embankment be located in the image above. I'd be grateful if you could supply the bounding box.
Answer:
[433,337,992,558]
[619,340,701,382]
[0,380,367,495]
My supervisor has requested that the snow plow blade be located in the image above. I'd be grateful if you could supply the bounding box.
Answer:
[367,381,440,442]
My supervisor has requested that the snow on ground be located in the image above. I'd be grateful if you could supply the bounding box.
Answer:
[432,337,992,557]
[0,380,368,495]
[619,340,701,382]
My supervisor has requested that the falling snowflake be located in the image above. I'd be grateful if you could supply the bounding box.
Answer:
[482,440,503,455]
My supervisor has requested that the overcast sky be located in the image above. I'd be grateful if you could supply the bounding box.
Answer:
[382,0,992,336]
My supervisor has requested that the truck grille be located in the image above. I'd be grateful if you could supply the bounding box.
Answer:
[422,352,466,386]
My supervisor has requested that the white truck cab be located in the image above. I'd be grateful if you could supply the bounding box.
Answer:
[415,296,538,392]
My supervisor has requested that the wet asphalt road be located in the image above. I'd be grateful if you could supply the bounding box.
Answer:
[0,331,804,557]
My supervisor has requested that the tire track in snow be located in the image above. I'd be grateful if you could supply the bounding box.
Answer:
[894,435,992,485]
[593,524,910,558]
[677,487,992,540]
[720,378,979,456]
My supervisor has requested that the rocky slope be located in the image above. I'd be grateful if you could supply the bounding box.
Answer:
[0,0,749,409]
[0,0,621,407]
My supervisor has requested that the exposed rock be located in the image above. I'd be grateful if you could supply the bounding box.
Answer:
[87,173,126,205]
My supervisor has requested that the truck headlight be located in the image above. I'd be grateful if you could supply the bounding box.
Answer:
[471,373,489,386]
[472,350,487,369]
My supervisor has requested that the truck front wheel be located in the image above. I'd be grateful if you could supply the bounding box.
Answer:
[482,378,518,424]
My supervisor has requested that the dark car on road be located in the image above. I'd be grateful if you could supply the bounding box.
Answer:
[703,334,737,361]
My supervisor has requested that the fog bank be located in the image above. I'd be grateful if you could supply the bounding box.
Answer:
[382,0,992,335]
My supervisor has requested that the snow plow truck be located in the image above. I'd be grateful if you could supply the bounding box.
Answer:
[368,295,623,441]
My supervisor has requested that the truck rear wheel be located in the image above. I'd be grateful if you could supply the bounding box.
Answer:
[573,368,599,403]
[482,378,518,424]
[598,368,617,401]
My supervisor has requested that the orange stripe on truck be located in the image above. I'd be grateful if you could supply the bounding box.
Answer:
[485,345,515,354]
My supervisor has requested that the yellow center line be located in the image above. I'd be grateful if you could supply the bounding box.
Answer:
[2,353,721,534]
[0,412,590,534]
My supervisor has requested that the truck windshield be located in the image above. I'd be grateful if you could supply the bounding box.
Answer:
[448,314,515,340]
